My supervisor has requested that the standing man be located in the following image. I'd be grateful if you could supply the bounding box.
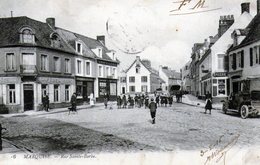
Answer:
[104,92,109,109]
[45,94,49,112]
[70,92,77,112]
[149,98,157,124]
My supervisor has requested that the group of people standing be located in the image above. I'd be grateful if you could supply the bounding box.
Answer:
[116,94,150,109]
[155,95,174,107]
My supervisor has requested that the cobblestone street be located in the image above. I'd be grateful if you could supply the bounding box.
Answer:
[1,102,260,155]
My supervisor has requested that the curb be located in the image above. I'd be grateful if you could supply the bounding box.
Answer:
[181,101,222,110]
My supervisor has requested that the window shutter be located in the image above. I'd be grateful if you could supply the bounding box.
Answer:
[250,48,253,66]
[232,53,236,70]
[259,46,260,64]
[241,50,244,68]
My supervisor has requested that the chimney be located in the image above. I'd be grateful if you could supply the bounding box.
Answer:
[218,15,234,38]
[241,2,250,14]
[97,35,105,45]
[258,0,260,14]
[46,18,55,29]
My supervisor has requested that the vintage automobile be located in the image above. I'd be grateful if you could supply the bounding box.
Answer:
[222,90,260,119]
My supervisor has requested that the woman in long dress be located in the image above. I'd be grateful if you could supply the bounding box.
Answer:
[88,93,95,107]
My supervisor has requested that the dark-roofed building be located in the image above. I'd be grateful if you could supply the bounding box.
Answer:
[0,16,119,113]
[122,56,164,94]
[158,66,181,93]
[227,1,260,93]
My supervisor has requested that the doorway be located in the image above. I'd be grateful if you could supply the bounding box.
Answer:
[122,87,125,94]
[24,84,34,111]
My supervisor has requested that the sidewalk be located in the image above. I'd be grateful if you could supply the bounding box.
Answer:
[181,94,222,110]
[0,102,112,118]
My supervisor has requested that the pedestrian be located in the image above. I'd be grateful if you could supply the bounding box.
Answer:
[168,96,173,107]
[70,92,77,112]
[138,94,141,108]
[134,94,138,107]
[104,92,109,109]
[205,92,212,114]
[149,98,157,124]
[117,96,122,109]
[0,124,7,151]
[144,94,149,109]
[156,95,160,106]
[140,94,145,107]
[164,95,168,107]
[160,95,164,107]
[122,95,127,109]
[42,93,49,112]
[88,93,95,107]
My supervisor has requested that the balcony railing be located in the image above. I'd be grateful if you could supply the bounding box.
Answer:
[20,65,38,74]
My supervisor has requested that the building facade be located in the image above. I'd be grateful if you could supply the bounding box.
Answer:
[123,56,163,94]
[228,7,260,94]
[0,16,118,113]
[159,66,181,93]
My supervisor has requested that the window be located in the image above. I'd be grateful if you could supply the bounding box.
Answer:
[51,33,61,48]
[65,58,71,73]
[218,79,226,95]
[6,53,15,71]
[99,82,107,96]
[129,77,135,83]
[86,61,91,75]
[77,60,82,74]
[110,83,117,96]
[21,28,34,43]
[41,84,48,96]
[76,83,83,97]
[53,57,61,72]
[237,52,241,68]
[65,85,70,102]
[217,54,224,70]
[112,68,116,78]
[7,84,16,104]
[141,85,147,92]
[141,76,147,82]
[105,67,110,77]
[98,65,103,77]
[41,55,48,71]
[76,42,82,54]
[129,86,135,92]
[250,48,253,66]
[54,85,59,102]
[135,67,140,73]
[120,77,126,83]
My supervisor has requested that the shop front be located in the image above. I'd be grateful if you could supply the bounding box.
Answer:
[98,78,117,101]
[212,72,228,98]
[76,77,95,102]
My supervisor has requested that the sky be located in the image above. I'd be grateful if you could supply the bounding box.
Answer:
[0,0,257,72]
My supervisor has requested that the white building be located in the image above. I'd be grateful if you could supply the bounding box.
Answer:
[199,3,253,99]
[122,56,163,94]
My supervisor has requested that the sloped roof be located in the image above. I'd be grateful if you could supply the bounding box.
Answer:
[0,16,118,63]
[162,69,181,79]
[211,12,253,54]
[0,16,74,53]
[231,13,260,50]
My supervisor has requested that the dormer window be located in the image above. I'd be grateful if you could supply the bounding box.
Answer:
[20,27,35,44]
[50,33,61,48]
[136,64,140,73]
[76,41,83,54]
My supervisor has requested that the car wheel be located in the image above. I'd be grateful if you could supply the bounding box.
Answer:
[222,103,227,114]
[240,105,249,119]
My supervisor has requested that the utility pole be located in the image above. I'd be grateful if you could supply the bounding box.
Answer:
[11,11,13,17]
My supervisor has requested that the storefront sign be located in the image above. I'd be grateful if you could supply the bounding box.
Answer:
[213,72,227,77]
[0,77,20,84]
[76,77,94,82]
[38,77,74,84]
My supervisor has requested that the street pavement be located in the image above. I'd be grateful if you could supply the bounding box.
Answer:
[0,99,260,155]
